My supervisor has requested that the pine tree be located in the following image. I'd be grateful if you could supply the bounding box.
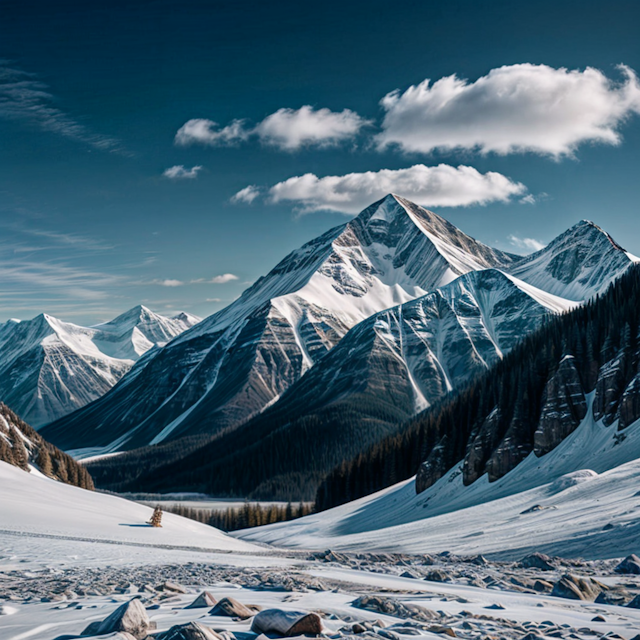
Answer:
[149,505,163,527]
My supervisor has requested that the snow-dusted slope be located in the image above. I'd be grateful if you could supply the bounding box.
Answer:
[0,306,199,427]
[42,195,636,454]
[237,394,640,560]
[0,460,257,555]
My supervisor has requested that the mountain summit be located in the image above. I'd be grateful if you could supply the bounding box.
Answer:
[42,196,636,461]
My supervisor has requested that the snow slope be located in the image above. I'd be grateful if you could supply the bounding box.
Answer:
[0,306,200,426]
[0,461,257,562]
[42,195,636,455]
[237,394,640,560]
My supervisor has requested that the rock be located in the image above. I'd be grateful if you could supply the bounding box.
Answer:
[485,411,533,482]
[160,581,187,594]
[617,373,640,429]
[520,504,557,514]
[352,596,436,622]
[626,594,640,609]
[352,623,366,634]
[593,353,627,426]
[595,590,630,606]
[416,435,454,494]
[185,591,217,609]
[251,609,323,636]
[209,597,260,619]
[427,626,456,637]
[520,553,556,571]
[551,574,604,601]
[81,599,154,639]
[591,615,606,622]
[56,634,136,640]
[462,408,502,485]
[534,356,587,455]
[533,580,553,592]
[155,622,222,640]
[425,569,450,583]
[400,571,420,579]
[615,554,640,574]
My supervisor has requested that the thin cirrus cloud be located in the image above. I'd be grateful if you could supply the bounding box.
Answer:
[234,164,526,214]
[175,106,369,151]
[376,64,640,157]
[163,165,203,179]
[508,235,546,252]
[0,60,123,153]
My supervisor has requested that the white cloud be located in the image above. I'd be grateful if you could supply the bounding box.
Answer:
[155,279,184,287]
[163,165,203,179]
[209,273,239,284]
[377,64,640,157]
[508,235,546,252]
[250,164,525,214]
[0,60,123,153]
[519,194,537,205]
[231,185,261,204]
[175,118,250,146]
[254,106,368,150]
[175,106,368,150]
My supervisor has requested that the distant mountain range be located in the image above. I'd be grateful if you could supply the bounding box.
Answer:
[39,194,637,501]
[0,306,200,426]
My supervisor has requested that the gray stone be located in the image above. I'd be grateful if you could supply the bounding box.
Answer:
[615,554,640,574]
[209,597,260,619]
[251,609,323,636]
[185,591,217,609]
[81,599,153,639]
[551,574,605,601]
[155,622,222,640]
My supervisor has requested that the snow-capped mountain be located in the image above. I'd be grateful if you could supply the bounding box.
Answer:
[0,306,200,427]
[41,195,636,456]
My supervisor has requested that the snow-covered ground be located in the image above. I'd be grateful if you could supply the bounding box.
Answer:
[238,398,640,560]
[3,459,640,640]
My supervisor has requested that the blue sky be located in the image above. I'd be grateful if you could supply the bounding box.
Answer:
[1,0,640,324]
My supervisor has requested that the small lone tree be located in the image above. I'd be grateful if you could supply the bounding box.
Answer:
[149,505,163,528]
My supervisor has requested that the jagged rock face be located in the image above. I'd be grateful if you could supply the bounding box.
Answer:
[534,356,587,456]
[593,352,627,425]
[617,373,640,430]
[462,408,502,486]
[415,435,453,494]
[485,413,533,482]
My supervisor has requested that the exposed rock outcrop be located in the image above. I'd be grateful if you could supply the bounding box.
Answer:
[415,435,453,494]
[81,599,153,639]
[617,374,640,430]
[551,574,605,601]
[615,554,640,574]
[534,357,587,456]
[251,609,323,636]
[593,353,627,426]
[462,408,501,485]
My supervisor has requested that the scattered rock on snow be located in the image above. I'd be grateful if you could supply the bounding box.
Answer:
[185,592,217,609]
[551,574,605,601]
[209,597,260,619]
[81,598,154,639]
[251,609,323,636]
[615,554,640,574]
[155,621,222,640]
[352,596,436,622]
[520,553,556,571]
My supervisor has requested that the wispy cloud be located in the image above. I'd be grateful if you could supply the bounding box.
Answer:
[236,164,526,214]
[0,60,124,153]
[150,278,184,287]
[175,106,369,151]
[231,185,261,204]
[508,234,546,252]
[376,64,640,157]
[191,274,239,284]
[163,165,203,179]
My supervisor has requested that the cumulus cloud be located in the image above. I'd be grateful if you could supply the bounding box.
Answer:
[0,60,123,153]
[254,106,368,150]
[175,118,249,146]
[377,64,640,157]
[175,106,368,150]
[163,164,203,179]
[231,185,261,204]
[508,235,546,252]
[242,164,525,214]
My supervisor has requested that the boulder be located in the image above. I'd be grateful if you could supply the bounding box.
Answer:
[626,595,640,609]
[81,599,153,639]
[520,552,556,571]
[160,581,187,594]
[425,569,450,583]
[185,592,217,609]
[533,356,587,456]
[615,554,640,574]
[155,622,222,640]
[551,574,604,601]
[251,609,323,636]
[209,597,260,619]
